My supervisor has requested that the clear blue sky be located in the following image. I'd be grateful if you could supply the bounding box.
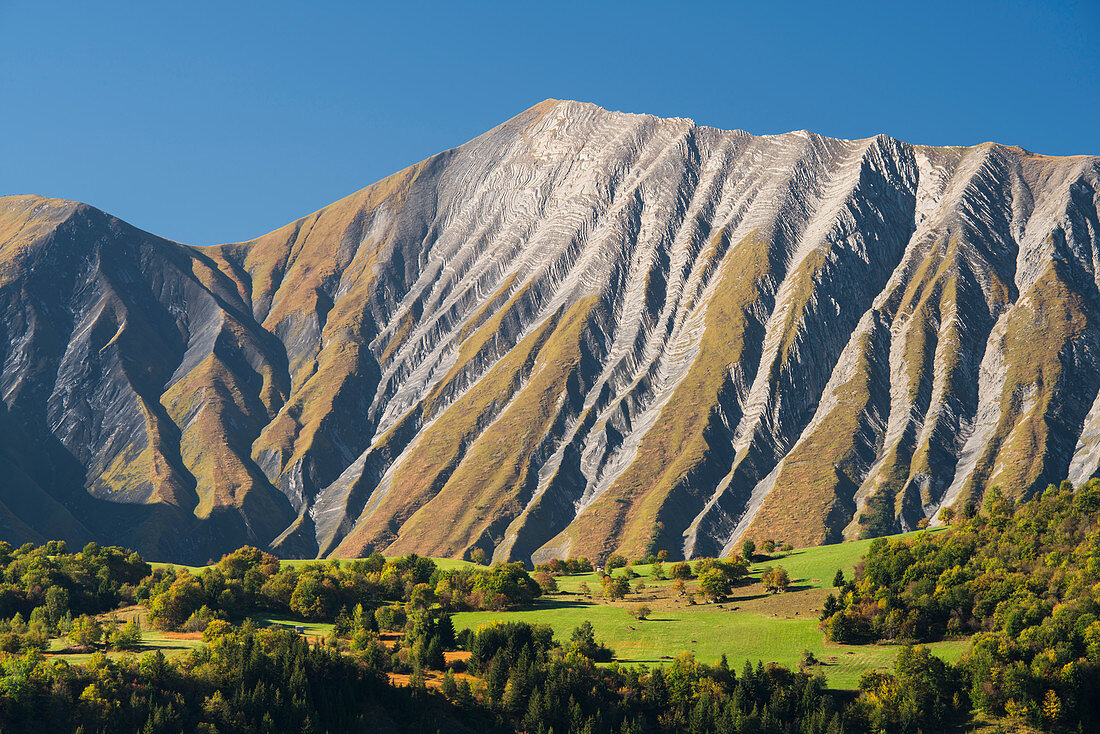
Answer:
[1,0,1097,245]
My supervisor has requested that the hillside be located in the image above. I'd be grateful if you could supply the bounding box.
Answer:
[2,100,1099,563]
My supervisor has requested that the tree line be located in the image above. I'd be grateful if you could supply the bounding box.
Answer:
[821,478,1100,729]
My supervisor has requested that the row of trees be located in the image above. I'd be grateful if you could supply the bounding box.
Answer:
[144,547,542,630]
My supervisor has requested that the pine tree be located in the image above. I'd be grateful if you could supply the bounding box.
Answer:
[440,668,457,698]
[487,654,509,703]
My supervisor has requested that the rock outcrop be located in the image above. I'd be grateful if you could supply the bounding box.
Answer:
[2,100,1098,563]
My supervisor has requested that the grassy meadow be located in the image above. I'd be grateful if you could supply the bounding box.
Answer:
[45,606,204,664]
[455,527,965,689]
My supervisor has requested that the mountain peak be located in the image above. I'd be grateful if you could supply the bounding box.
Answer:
[2,106,1099,564]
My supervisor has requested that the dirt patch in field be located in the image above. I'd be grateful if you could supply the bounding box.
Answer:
[389,666,478,690]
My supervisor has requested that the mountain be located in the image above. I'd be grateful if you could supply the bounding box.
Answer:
[2,100,1099,564]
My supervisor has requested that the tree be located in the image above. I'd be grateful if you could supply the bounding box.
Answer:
[603,576,630,600]
[569,621,613,661]
[474,563,542,608]
[405,582,437,613]
[858,645,968,731]
[668,562,692,580]
[569,620,598,657]
[762,566,790,593]
[45,585,69,628]
[741,539,756,560]
[203,618,233,642]
[1042,689,1062,725]
[832,569,845,588]
[631,605,651,620]
[533,571,558,594]
[698,569,732,602]
[761,539,776,554]
[68,614,103,649]
[149,572,205,630]
[440,668,457,698]
[110,618,143,650]
[375,604,407,631]
[606,554,628,571]
[290,572,338,620]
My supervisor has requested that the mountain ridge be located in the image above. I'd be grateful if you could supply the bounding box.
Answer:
[2,99,1099,564]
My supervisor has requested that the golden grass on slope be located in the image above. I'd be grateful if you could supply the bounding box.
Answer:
[848,238,966,533]
[981,261,1092,499]
[748,323,885,547]
[334,305,569,556]
[235,158,431,328]
[386,296,600,558]
[161,353,275,520]
[419,274,533,418]
[235,158,437,486]
[0,196,81,287]
[559,230,773,560]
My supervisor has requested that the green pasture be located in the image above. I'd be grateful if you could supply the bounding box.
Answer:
[46,627,203,664]
[455,527,963,689]
[453,598,968,689]
[249,615,335,639]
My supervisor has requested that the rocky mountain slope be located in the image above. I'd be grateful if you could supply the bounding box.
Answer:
[2,100,1099,563]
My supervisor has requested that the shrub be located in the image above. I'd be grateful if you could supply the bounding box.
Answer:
[110,618,143,650]
[668,562,693,580]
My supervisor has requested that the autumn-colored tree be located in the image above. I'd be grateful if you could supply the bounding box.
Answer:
[762,566,790,593]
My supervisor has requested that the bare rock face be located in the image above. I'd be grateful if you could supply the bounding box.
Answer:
[2,100,1098,563]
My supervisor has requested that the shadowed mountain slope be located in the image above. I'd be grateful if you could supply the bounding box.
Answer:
[3,100,1099,563]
